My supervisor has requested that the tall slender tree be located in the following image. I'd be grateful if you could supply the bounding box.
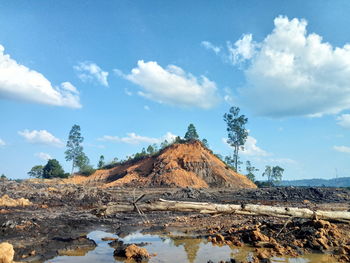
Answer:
[65,124,84,175]
[98,155,105,169]
[224,107,248,172]
[184,123,199,140]
[245,161,258,182]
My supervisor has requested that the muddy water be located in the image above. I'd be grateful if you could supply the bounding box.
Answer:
[47,230,338,263]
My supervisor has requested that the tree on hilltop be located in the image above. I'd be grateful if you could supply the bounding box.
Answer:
[98,155,105,169]
[28,165,44,178]
[65,124,85,175]
[184,124,199,140]
[42,159,67,179]
[224,107,248,172]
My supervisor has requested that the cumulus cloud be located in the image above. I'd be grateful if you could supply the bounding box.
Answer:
[36,152,52,161]
[336,114,350,129]
[0,45,81,108]
[116,60,220,109]
[227,34,257,64]
[0,138,5,147]
[18,129,63,147]
[98,132,177,145]
[333,145,350,153]
[74,61,109,87]
[222,16,350,117]
[201,41,221,54]
[222,135,269,157]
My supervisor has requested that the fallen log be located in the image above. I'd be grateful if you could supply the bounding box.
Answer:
[99,199,350,223]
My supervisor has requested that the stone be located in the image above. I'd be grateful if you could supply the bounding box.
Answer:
[125,244,150,262]
[0,242,14,263]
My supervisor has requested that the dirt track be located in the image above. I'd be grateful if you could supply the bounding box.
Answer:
[1,180,350,262]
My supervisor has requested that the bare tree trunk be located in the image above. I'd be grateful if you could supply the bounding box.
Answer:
[99,199,350,223]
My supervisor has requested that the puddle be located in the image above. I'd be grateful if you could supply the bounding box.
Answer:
[47,230,338,263]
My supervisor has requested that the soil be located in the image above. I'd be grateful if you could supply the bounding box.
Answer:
[65,140,256,189]
[1,179,350,262]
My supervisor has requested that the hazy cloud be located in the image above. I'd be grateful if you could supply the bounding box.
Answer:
[222,135,269,157]
[98,132,177,145]
[74,61,109,87]
[201,41,221,54]
[336,114,350,129]
[36,152,52,161]
[333,145,350,153]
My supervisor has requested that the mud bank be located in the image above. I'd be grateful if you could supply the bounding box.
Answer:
[1,180,350,262]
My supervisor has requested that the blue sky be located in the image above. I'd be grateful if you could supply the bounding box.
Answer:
[1,0,350,180]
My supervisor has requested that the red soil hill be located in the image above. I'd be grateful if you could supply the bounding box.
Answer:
[73,140,256,189]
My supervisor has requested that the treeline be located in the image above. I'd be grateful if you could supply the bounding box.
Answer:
[27,106,285,186]
[27,123,210,179]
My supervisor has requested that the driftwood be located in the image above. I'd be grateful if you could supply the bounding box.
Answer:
[100,199,350,223]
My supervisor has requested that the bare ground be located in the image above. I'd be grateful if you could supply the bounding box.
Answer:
[1,179,350,262]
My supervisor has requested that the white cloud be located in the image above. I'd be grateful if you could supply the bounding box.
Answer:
[36,152,52,161]
[225,16,350,117]
[201,41,221,54]
[74,61,109,87]
[0,45,81,108]
[268,158,297,165]
[18,129,63,147]
[227,34,257,64]
[241,136,269,156]
[0,138,5,147]
[116,60,220,109]
[336,114,350,129]
[98,132,177,145]
[333,145,350,154]
[222,135,269,157]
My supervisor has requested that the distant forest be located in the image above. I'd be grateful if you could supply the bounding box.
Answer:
[278,177,350,187]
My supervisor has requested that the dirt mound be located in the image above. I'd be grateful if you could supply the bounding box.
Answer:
[74,140,256,189]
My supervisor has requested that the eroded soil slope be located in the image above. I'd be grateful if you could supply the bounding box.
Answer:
[70,140,256,189]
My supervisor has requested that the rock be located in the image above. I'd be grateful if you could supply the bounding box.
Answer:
[125,244,150,262]
[0,242,14,263]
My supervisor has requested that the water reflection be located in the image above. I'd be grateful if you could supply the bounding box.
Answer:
[47,230,338,263]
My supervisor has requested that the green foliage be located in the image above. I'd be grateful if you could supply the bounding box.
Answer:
[0,174,7,180]
[65,124,84,174]
[262,165,284,185]
[223,107,248,172]
[160,139,169,149]
[42,159,67,179]
[76,152,90,170]
[245,160,258,182]
[184,123,199,140]
[79,165,96,176]
[201,138,209,148]
[27,165,44,178]
[146,145,155,155]
[97,155,105,169]
[224,155,243,172]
